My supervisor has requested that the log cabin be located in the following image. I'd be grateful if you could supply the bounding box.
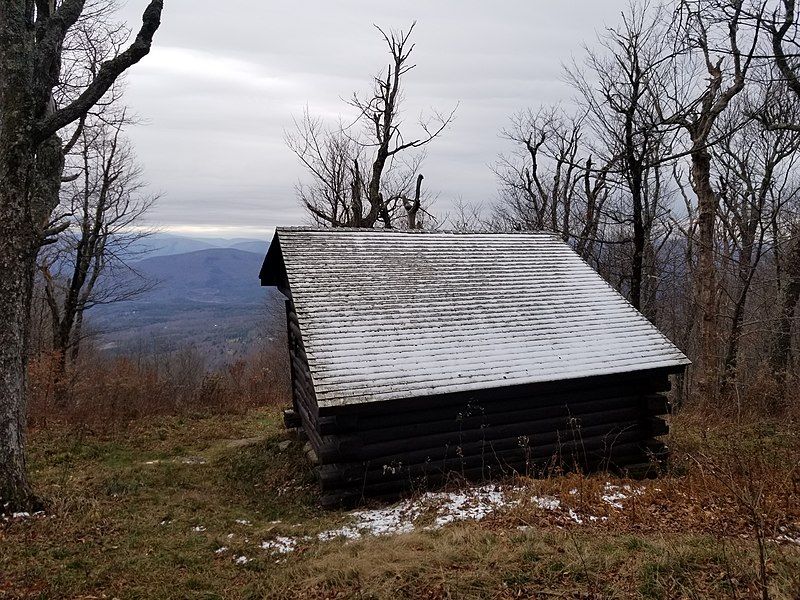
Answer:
[260,228,690,507]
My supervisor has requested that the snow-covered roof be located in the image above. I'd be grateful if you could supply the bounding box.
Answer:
[263,228,689,408]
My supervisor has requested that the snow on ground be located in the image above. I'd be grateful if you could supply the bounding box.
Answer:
[601,483,643,509]
[531,496,561,512]
[255,483,613,555]
[316,484,514,541]
[776,527,800,545]
[2,510,46,522]
[225,480,652,558]
[261,536,300,554]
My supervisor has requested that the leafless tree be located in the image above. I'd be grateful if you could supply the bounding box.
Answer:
[0,0,163,513]
[287,23,455,229]
[768,0,800,129]
[38,113,157,378]
[652,0,766,401]
[493,107,614,266]
[568,2,676,314]
[715,83,800,388]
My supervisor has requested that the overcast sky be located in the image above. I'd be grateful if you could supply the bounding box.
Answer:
[116,0,629,240]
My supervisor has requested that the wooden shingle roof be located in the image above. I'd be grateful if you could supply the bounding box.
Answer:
[262,228,690,408]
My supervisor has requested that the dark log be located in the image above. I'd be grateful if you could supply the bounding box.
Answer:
[320,395,644,442]
[319,441,668,508]
[283,409,301,429]
[643,393,670,415]
[317,407,644,463]
[317,427,652,490]
[317,368,675,417]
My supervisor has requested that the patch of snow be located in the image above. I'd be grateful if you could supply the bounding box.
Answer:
[318,484,518,542]
[191,525,206,532]
[235,519,252,526]
[531,496,561,511]
[214,547,228,554]
[601,483,642,509]
[433,486,517,527]
[261,536,297,554]
[776,527,800,545]
[233,555,251,565]
[568,508,584,524]
[3,510,46,522]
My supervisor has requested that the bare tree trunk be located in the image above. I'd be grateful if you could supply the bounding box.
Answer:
[630,170,645,312]
[405,174,423,229]
[0,200,39,513]
[692,144,720,402]
[771,227,800,396]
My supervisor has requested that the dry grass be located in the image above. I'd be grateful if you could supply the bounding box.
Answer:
[2,405,799,599]
[26,346,290,429]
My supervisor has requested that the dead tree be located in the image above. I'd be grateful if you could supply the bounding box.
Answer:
[568,3,674,313]
[771,221,800,390]
[769,0,800,130]
[0,0,163,514]
[403,174,424,229]
[39,113,156,376]
[494,108,588,237]
[287,23,455,228]
[653,0,765,402]
[715,85,800,388]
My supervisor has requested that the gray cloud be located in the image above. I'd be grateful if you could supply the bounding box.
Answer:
[116,0,629,238]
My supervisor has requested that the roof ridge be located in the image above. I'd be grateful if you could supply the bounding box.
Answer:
[275,227,560,236]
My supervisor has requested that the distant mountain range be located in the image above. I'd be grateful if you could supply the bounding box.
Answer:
[88,239,284,364]
[130,233,271,258]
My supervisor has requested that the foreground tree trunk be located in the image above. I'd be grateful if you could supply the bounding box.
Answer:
[0,176,40,514]
[0,0,163,514]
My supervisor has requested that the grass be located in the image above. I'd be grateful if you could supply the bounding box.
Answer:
[2,408,799,599]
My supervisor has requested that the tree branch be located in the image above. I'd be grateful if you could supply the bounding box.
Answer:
[34,0,163,142]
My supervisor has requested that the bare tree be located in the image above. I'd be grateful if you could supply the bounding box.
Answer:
[493,107,584,238]
[770,221,800,391]
[568,2,675,313]
[39,112,156,378]
[0,0,162,513]
[287,23,455,229]
[653,0,765,401]
[715,84,800,388]
[769,0,800,128]
[492,106,616,268]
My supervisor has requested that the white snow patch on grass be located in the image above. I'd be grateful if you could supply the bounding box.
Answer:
[233,555,251,565]
[601,483,643,509]
[261,536,297,554]
[531,496,561,511]
[318,484,517,541]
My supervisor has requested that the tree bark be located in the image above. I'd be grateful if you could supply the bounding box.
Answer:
[771,227,800,396]
[0,1,41,513]
[691,144,720,403]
